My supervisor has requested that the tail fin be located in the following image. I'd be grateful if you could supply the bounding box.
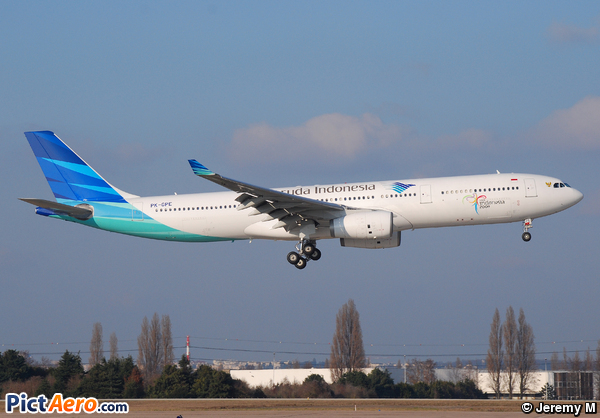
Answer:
[24,131,136,203]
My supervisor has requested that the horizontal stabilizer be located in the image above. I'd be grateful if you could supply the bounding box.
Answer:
[19,198,93,220]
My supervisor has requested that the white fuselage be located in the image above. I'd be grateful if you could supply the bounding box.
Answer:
[126,173,583,242]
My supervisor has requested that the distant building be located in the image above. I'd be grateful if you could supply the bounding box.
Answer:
[553,371,595,400]
[231,368,376,387]
[229,363,599,400]
[475,370,598,400]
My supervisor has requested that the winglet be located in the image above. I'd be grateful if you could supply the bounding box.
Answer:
[188,160,215,176]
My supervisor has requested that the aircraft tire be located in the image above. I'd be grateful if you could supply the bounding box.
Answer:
[303,243,315,256]
[309,248,322,261]
[295,257,307,269]
[522,232,532,242]
[287,251,300,265]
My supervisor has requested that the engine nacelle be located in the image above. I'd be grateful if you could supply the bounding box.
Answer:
[330,210,393,240]
[341,231,401,249]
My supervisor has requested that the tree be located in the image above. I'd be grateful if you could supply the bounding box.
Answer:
[149,356,193,398]
[337,370,369,388]
[407,359,436,385]
[77,356,136,399]
[550,352,560,370]
[367,368,395,398]
[583,348,593,372]
[539,383,556,400]
[503,306,517,398]
[329,299,366,381]
[109,332,118,360]
[486,308,503,399]
[449,357,464,383]
[89,322,104,367]
[161,315,173,367]
[137,313,163,384]
[192,365,235,398]
[52,351,84,395]
[516,308,536,398]
[0,350,35,383]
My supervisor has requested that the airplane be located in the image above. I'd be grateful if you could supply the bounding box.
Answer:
[20,131,583,269]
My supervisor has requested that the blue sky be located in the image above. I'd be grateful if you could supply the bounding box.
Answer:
[1,1,599,366]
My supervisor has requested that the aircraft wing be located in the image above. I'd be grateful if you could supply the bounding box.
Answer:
[19,198,93,220]
[188,160,344,230]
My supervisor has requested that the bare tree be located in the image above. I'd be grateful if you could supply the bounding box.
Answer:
[570,351,581,371]
[450,357,464,383]
[516,308,536,398]
[407,358,437,384]
[89,322,104,366]
[550,352,560,370]
[503,306,517,398]
[329,299,366,381]
[583,348,593,372]
[595,340,600,400]
[137,313,163,383]
[486,308,504,399]
[161,315,173,366]
[109,332,118,360]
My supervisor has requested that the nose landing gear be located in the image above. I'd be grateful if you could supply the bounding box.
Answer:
[522,218,532,242]
[286,240,321,269]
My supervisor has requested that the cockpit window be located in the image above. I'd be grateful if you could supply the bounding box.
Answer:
[554,182,570,188]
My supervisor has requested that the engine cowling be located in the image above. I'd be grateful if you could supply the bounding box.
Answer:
[329,210,393,239]
[341,231,401,249]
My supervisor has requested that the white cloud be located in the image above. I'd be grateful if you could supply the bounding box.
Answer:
[546,21,599,45]
[229,113,407,161]
[529,96,600,150]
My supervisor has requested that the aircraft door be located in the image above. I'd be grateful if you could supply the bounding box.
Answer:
[524,178,537,197]
[420,185,432,204]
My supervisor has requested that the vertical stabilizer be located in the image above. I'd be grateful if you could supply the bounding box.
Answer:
[24,131,135,203]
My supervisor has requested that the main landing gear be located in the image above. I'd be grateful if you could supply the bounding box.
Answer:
[522,218,532,242]
[287,239,321,270]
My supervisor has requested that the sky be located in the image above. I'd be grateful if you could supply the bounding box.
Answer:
[1,1,599,368]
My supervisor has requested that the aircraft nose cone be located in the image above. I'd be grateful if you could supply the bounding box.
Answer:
[571,188,584,206]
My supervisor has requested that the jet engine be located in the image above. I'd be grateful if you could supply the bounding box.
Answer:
[329,210,393,239]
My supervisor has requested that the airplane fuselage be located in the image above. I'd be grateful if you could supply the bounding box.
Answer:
[53,173,581,243]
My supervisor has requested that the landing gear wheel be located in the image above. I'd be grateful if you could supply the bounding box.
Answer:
[287,251,301,265]
[295,257,307,269]
[309,248,322,261]
[303,243,315,256]
[522,232,532,242]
